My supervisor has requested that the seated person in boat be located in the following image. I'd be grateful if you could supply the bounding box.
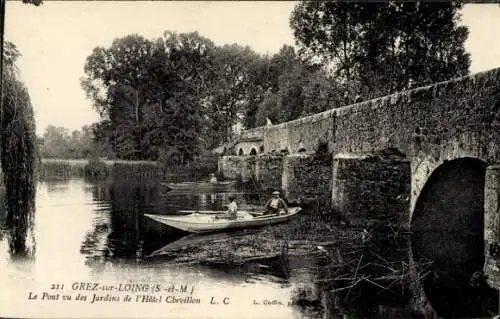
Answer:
[265,191,288,215]
[215,195,237,220]
[209,173,217,183]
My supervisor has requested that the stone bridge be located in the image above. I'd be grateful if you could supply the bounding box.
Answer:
[233,126,265,155]
[218,67,500,292]
[212,127,264,156]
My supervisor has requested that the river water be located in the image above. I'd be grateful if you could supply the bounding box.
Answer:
[1,175,499,318]
[0,177,325,319]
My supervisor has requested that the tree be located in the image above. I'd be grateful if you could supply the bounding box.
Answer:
[253,45,342,125]
[1,42,37,255]
[41,125,70,158]
[82,32,217,162]
[146,31,216,162]
[204,44,262,146]
[38,125,103,159]
[290,1,471,100]
[301,68,342,117]
[254,92,280,126]
[81,35,156,159]
[245,45,302,128]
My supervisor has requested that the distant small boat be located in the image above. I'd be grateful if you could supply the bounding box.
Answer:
[161,181,236,191]
[144,207,301,234]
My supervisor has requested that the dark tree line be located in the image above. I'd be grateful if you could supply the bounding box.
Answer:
[82,1,470,162]
[81,32,334,162]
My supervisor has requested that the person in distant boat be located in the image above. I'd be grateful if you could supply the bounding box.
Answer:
[265,191,288,215]
[215,195,238,220]
[209,173,217,183]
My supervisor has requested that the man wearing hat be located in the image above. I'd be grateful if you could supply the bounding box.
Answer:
[265,190,288,215]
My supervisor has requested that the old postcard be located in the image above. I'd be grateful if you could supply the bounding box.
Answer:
[1,1,500,318]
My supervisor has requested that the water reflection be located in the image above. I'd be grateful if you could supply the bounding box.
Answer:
[2,175,499,318]
[0,185,36,258]
[1,177,311,318]
[80,177,500,318]
[412,229,498,318]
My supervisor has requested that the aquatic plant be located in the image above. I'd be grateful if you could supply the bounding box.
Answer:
[84,158,110,178]
[38,160,73,180]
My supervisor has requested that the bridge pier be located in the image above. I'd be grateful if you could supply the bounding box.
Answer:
[484,165,500,288]
[255,155,283,192]
[331,151,411,227]
[282,154,331,205]
[218,155,255,181]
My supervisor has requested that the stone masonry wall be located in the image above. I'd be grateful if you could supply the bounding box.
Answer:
[234,141,262,155]
[333,69,500,160]
[262,68,500,163]
[220,67,500,219]
[265,111,336,154]
[255,154,284,192]
[240,126,265,140]
[218,156,256,181]
[331,151,411,227]
[263,124,289,154]
[332,68,500,218]
[484,165,500,288]
[282,154,331,205]
[261,68,500,221]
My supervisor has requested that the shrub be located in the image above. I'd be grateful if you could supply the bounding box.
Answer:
[84,159,109,178]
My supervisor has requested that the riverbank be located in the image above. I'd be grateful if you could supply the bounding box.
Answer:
[38,157,218,182]
[145,208,420,318]
[41,158,157,166]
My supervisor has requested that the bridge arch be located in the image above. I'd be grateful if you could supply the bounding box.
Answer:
[410,157,497,317]
[234,141,263,156]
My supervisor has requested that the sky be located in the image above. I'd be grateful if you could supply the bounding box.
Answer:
[4,2,500,136]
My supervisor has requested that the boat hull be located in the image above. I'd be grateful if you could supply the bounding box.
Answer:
[161,181,236,191]
[144,207,301,234]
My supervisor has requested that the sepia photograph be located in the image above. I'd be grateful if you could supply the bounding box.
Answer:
[1,1,500,318]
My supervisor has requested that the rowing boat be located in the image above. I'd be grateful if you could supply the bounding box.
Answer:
[144,207,301,234]
[161,181,236,191]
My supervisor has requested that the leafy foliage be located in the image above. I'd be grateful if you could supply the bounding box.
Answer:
[1,42,37,255]
[82,33,215,162]
[204,44,261,145]
[38,124,111,159]
[81,33,343,162]
[82,3,471,161]
[83,158,110,178]
[290,1,471,100]
[254,45,343,125]
[82,32,283,161]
